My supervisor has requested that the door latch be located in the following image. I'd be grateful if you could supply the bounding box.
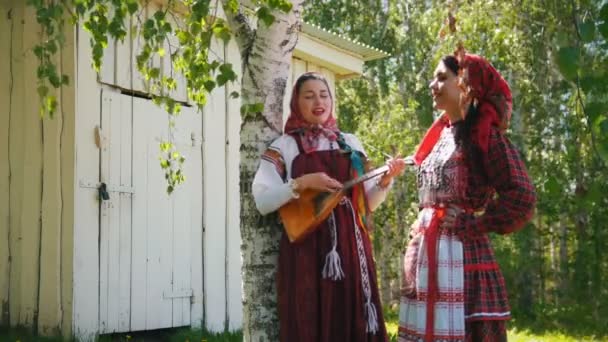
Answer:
[98,182,110,201]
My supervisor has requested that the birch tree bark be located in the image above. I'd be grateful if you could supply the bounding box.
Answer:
[222,1,305,340]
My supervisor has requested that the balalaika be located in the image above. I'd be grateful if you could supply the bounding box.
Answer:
[278,165,391,243]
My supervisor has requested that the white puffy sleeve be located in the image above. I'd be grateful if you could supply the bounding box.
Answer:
[252,136,298,215]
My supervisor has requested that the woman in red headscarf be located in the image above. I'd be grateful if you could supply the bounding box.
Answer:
[398,54,536,342]
[252,72,406,342]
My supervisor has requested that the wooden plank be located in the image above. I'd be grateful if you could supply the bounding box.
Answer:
[132,97,173,331]
[292,58,307,82]
[306,61,320,73]
[320,67,335,96]
[7,1,26,324]
[202,37,227,332]
[117,95,133,332]
[106,92,122,333]
[188,112,204,328]
[17,4,43,326]
[145,114,173,330]
[163,22,188,103]
[130,5,149,95]
[115,16,133,91]
[99,90,130,334]
[170,143,192,327]
[168,106,200,327]
[72,25,102,340]
[0,0,13,324]
[98,93,111,333]
[59,18,76,337]
[293,33,364,76]
[99,36,116,86]
[131,3,163,97]
[129,96,149,332]
[225,37,243,330]
[37,24,65,334]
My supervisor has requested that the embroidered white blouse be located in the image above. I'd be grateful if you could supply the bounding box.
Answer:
[252,133,393,215]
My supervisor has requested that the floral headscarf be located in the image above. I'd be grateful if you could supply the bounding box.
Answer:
[284,72,339,153]
[413,53,513,164]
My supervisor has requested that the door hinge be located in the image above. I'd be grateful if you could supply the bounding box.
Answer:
[163,289,193,299]
[79,180,135,194]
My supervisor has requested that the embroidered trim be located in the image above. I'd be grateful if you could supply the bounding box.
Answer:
[346,199,379,334]
[261,146,286,180]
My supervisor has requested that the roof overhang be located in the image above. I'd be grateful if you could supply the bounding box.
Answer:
[294,22,389,78]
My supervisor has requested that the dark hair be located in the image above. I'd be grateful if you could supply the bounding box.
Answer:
[293,72,333,99]
[440,56,485,174]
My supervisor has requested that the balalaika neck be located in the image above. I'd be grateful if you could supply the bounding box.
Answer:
[342,165,389,190]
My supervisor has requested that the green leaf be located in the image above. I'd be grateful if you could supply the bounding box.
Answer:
[230,91,239,99]
[160,142,173,152]
[257,6,275,27]
[219,63,237,82]
[586,101,606,123]
[153,10,165,21]
[599,22,608,40]
[250,102,264,113]
[601,3,608,21]
[554,46,579,81]
[224,0,239,13]
[204,80,216,92]
[599,118,608,136]
[578,20,595,42]
[544,176,561,196]
[37,85,49,97]
[279,1,293,13]
[213,25,232,42]
[126,1,138,15]
[216,74,228,86]
[33,46,44,58]
[149,67,160,79]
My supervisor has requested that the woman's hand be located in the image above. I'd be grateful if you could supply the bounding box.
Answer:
[377,156,408,188]
[296,172,343,193]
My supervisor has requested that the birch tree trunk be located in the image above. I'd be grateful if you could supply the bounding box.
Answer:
[222,1,304,340]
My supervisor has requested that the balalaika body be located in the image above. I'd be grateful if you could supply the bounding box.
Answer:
[279,165,390,243]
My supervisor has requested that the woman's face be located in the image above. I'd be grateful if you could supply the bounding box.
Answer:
[297,79,332,125]
[429,60,461,112]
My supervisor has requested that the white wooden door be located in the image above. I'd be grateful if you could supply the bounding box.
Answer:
[99,90,203,333]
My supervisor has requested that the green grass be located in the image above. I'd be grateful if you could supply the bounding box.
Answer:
[383,306,608,342]
[0,327,242,342]
[3,311,606,342]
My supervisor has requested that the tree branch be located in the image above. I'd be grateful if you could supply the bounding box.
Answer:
[219,0,255,55]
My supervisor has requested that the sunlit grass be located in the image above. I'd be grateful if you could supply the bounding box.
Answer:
[383,306,607,342]
[508,328,607,342]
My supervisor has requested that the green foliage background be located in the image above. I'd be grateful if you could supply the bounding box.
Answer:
[304,0,608,337]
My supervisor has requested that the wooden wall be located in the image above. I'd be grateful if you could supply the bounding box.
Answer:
[0,0,75,337]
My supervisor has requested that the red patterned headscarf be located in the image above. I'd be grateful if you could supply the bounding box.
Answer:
[413,54,512,164]
[284,72,339,153]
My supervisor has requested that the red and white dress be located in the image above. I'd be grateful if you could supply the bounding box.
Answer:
[399,125,536,342]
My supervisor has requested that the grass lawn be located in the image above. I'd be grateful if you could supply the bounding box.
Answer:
[384,307,607,342]
[0,327,243,342]
[2,311,606,341]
